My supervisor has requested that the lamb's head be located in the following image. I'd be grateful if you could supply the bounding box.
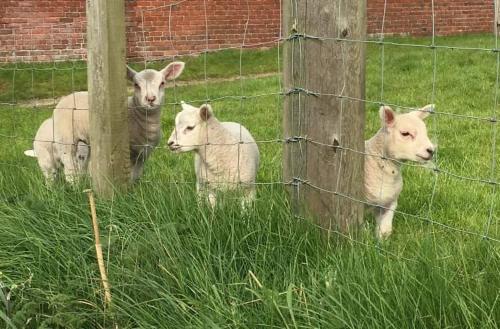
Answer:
[127,61,185,110]
[379,104,436,163]
[167,102,214,153]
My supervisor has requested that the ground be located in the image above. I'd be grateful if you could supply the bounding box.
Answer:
[0,35,499,328]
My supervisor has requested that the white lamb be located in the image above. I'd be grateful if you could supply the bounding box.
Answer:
[25,61,185,183]
[24,118,90,182]
[167,102,260,207]
[365,104,435,239]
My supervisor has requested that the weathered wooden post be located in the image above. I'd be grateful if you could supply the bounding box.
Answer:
[86,0,130,197]
[283,1,366,233]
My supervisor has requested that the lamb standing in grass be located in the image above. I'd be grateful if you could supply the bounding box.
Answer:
[24,118,90,183]
[365,104,435,239]
[25,61,185,183]
[167,102,260,207]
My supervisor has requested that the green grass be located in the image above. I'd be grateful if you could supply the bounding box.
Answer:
[1,34,499,328]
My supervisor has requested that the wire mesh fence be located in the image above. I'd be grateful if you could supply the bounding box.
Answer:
[0,0,498,251]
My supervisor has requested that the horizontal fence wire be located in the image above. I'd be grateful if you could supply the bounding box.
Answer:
[0,0,498,252]
[3,133,497,187]
[2,90,498,123]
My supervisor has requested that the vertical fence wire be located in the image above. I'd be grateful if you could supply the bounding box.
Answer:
[426,0,440,234]
[484,0,499,238]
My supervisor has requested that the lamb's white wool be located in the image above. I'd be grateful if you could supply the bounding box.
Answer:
[167,102,260,207]
[365,104,435,239]
[24,118,59,182]
[31,61,185,183]
[24,118,91,183]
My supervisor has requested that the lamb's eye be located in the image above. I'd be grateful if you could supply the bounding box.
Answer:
[160,81,165,88]
[186,126,195,131]
[401,131,410,137]
[134,83,140,89]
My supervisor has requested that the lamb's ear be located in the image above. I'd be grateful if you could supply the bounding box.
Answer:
[181,101,198,111]
[162,61,185,80]
[199,104,213,121]
[412,104,434,120]
[126,65,137,82]
[379,105,395,127]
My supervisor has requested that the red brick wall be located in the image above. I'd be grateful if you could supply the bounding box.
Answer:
[368,0,494,36]
[126,0,281,61]
[0,0,87,62]
[0,0,281,62]
[0,0,495,63]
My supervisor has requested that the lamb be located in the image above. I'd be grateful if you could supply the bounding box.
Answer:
[167,102,260,207]
[24,118,90,183]
[25,61,185,183]
[365,104,435,239]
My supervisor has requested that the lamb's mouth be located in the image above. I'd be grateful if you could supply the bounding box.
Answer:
[417,154,432,161]
[140,103,160,110]
[169,145,181,152]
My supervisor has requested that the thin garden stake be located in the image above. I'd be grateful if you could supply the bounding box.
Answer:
[84,189,112,307]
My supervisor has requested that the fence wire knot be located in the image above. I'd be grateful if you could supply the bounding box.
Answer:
[285,33,321,41]
[284,87,319,97]
[290,177,307,187]
[285,136,303,143]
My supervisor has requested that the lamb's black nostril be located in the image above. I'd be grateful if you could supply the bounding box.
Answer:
[427,148,434,155]
[168,141,174,146]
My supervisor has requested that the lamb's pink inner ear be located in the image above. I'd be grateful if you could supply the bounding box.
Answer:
[384,108,395,127]
[163,62,185,80]
[200,105,211,121]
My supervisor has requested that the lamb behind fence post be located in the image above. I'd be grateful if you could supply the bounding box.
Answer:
[283,1,366,233]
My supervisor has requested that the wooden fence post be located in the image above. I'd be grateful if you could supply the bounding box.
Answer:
[86,0,130,197]
[283,1,366,233]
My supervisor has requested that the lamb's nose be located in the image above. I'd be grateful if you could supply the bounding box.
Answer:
[146,95,156,103]
[426,148,434,156]
[167,140,174,146]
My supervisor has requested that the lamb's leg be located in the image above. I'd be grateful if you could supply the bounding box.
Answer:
[194,154,214,207]
[60,145,78,184]
[375,200,397,240]
[207,193,217,208]
[240,186,256,211]
[63,163,77,183]
[194,183,205,207]
[131,161,144,183]
[194,187,217,208]
[38,159,57,184]
[34,142,58,184]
